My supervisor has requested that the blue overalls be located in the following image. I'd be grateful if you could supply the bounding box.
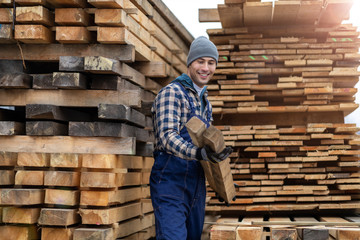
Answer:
[150,82,211,240]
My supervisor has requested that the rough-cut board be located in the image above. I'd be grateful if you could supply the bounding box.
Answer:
[0,89,142,108]
[56,26,92,43]
[26,121,68,136]
[186,116,236,204]
[15,24,53,43]
[98,104,146,127]
[26,104,92,121]
[45,189,79,206]
[2,207,40,224]
[0,225,39,240]
[0,189,44,205]
[198,8,220,22]
[0,44,135,62]
[0,136,136,154]
[243,2,272,26]
[15,6,54,26]
[38,208,80,226]
[73,228,114,240]
[79,202,141,224]
[41,227,74,240]
[55,8,90,26]
[88,0,124,8]
[0,73,32,88]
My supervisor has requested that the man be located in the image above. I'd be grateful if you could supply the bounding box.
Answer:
[150,36,233,240]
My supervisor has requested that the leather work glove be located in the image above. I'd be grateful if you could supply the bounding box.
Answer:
[198,145,233,164]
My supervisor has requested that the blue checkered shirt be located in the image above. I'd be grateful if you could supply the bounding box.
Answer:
[151,75,213,160]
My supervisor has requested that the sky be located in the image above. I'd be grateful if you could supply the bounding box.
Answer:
[162,0,360,127]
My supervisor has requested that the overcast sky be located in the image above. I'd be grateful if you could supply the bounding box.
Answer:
[162,0,360,126]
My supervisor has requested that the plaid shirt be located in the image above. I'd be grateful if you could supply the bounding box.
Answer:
[151,74,213,160]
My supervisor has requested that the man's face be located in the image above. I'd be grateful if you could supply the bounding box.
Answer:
[187,57,216,88]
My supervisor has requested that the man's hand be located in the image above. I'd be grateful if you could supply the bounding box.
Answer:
[200,145,233,163]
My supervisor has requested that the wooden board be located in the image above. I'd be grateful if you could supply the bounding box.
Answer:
[38,208,80,226]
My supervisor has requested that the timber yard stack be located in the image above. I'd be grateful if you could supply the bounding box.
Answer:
[199,0,360,238]
[0,0,192,239]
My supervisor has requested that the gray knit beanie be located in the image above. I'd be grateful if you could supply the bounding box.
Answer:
[187,36,219,67]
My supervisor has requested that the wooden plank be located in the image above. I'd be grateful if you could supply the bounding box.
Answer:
[97,27,152,61]
[217,4,243,28]
[18,152,50,167]
[46,0,87,7]
[42,227,74,240]
[80,187,143,206]
[0,8,13,23]
[15,170,44,185]
[74,228,114,240]
[38,208,80,226]
[0,136,136,154]
[56,26,91,43]
[0,89,142,108]
[69,121,136,138]
[2,207,40,224]
[26,121,68,136]
[0,24,14,42]
[79,202,141,224]
[98,104,146,127]
[199,8,220,22]
[0,170,14,185]
[15,24,53,43]
[115,213,154,238]
[45,189,79,206]
[296,0,322,24]
[32,73,56,89]
[0,189,44,205]
[44,171,80,187]
[53,72,87,89]
[244,2,272,26]
[88,0,124,8]
[16,6,54,26]
[0,121,25,135]
[55,8,90,26]
[0,73,32,88]
[0,44,135,62]
[95,8,126,26]
[50,153,81,168]
[0,225,39,240]
[26,104,91,121]
[273,1,300,25]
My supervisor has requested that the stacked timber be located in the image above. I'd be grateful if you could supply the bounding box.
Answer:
[199,0,360,214]
[0,0,192,239]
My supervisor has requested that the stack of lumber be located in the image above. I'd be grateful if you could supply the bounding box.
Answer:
[199,0,360,214]
[0,0,193,239]
[210,215,360,240]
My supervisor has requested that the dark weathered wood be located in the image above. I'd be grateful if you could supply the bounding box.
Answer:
[26,104,92,121]
[59,56,85,71]
[53,72,87,89]
[26,121,68,136]
[135,127,154,142]
[0,73,32,88]
[0,44,135,62]
[69,121,135,137]
[0,60,25,73]
[32,73,57,89]
[136,142,154,157]
[0,121,25,135]
[98,104,146,127]
[89,75,122,90]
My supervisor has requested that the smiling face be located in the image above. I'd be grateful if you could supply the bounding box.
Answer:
[187,57,216,88]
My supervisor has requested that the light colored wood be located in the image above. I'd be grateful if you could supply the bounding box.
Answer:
[80,187,143,206]
[79,202,141,224]
[16,6,54,26]
[0,88,142,108]
[73,228,114,240]
[15,170,44,185]
[45,189,79,206]
[0,8,13,23]
[199,8,220,22]
[88,0,124,8]
[55,8,90,26]
[56,26,91,43]
[41,227,74,240]
[2,207,40,224]
[0,225,39,240]
[0,152,17,166]
[95,8,127,26]
[15,24,53,43]
[115,213,154,238]
[44,171,80,187]
[0,189,44,205]
[38,208,80,226]
[17,152,50,167]
[0,24,13,42]
[50,153,81,168]
[0,136,136,155]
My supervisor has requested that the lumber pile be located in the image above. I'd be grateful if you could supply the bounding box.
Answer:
[0,0,192,239]
[199,0,360,214]
[210,215,360,240]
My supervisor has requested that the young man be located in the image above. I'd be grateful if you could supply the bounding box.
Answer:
[150,36,233,239]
